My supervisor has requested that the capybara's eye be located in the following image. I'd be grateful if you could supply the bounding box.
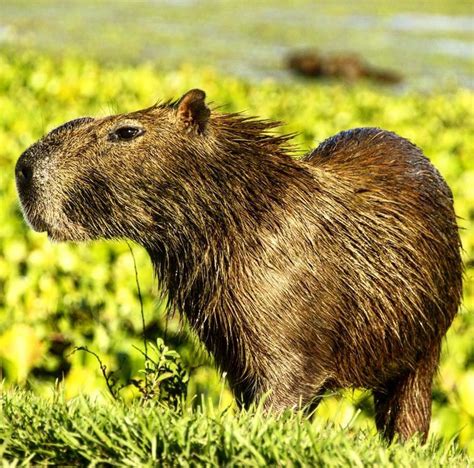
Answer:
[110,126,144,142]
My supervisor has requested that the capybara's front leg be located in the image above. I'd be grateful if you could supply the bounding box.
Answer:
[261,372,328,414]
[373,344,440,443]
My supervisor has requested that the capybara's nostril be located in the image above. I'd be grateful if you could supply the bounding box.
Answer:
[15,161,33,185]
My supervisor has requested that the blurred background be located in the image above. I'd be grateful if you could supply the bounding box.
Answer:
[0,0,473,454]
[1,0,473,88]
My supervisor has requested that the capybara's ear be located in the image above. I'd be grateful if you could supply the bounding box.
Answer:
[176,89,210,134]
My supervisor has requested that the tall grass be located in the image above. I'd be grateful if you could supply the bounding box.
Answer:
[1,390,470,467]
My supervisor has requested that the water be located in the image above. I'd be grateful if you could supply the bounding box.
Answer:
[1,0,473,89]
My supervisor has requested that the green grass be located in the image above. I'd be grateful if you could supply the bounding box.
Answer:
[0,50,473,463]
[1,390,471,467]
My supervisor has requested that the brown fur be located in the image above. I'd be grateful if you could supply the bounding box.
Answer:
[15,89,462,442]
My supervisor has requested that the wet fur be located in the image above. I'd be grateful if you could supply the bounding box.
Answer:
[15,92,463,442]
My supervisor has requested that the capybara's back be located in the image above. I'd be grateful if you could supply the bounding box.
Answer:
[302,128,462,440]
[15,89,463,443]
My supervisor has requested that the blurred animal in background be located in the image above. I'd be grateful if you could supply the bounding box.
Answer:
[287,50,403,84]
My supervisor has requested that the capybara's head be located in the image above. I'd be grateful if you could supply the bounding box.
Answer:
[15,89,211,243]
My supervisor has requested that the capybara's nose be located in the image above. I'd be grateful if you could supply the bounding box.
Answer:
[15,158,33,187]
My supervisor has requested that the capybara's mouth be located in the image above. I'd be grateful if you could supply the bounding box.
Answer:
[23,209,49,234]
[45,225,71,242]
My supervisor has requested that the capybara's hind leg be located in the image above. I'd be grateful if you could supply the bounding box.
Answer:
[373,344,440,443]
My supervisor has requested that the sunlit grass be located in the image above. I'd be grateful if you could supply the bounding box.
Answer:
[1,389,471,466]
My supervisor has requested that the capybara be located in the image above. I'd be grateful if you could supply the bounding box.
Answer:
[287,50,403,84]
[15,89,462,442]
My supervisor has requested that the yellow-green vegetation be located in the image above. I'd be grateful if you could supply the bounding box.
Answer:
[0,51,473,460]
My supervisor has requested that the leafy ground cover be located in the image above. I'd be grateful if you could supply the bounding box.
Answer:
[0,50,473,462]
